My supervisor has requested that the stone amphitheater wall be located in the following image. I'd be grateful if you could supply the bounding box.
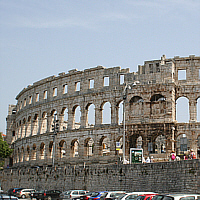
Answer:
[5,55,200,167]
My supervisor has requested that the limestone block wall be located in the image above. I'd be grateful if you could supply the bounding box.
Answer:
[0,160,200,194]
[5,55,200,167]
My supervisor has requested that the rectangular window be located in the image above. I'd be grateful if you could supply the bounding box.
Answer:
[178,69,186,80]
[24,98,26,107]
[44,90,47,99]
[63,84,68,94]
[36,93,39,102]
[156,63,160,72]
[120,74,124,85]
[104,76,109,86]
[75,81,80,91]
[149,64,153,73]
[29,96,32,104]
[89,79,94,89]
[12,131,15,136]
[53,87,57,96]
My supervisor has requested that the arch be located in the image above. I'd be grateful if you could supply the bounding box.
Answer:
[40,142,45,160]
[100,136,110,156]
[150,94,166,102]
[72,105,81,129]
[176,133,189,156]
[130,96,144,104]
[101,102,111,124]
[49,141,53,159]
[25,146,30,161]
[59,140,66,158]
[32,144,37,160]
[20,147,24,162]
[32,113,39,135]
[84,138,94,157]
[129,96,144,116]
[116,136,123,155]
[86,103,95,127]
[41,112,47,134]
[71,139,79,157]
[176,97,189,122]
[61,107,68,130]
[118,101,123,125]
[136,136,143,149]
[197,97,200,122]
[155,135,166,154]
[26,116,31,137]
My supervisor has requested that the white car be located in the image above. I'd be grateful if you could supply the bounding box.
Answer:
[100,191,126,200]
[60,190,88,199]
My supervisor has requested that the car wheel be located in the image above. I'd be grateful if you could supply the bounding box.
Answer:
[22,195,26,199]
[48,196,52,200]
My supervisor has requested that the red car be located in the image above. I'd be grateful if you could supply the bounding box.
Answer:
[135,194,158,200]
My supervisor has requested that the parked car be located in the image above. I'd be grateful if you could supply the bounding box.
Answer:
[156,194,200,200]
[31,190,62,200]
[100,192,126,200]
[60,190,88,199]
[118,192,157,200]
[72,192,93,200]
[89,192,108,200]
[15,189,36,199]
[0,194,18,200]
[7,188,24,196]
[135,194,158,200]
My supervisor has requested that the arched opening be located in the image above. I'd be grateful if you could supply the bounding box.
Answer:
[118,101,123,125]
[63,108,68,130]
[136,136,143,149]
[71,139,79,157]
[84,138,94,157]
[59,140,66,158]
[197,98,200,122]
[72,106,81,129]
[129,96,144,117]
[41,112,47,134]
[32,114,39,135]
[87,104,95,127]
[32,144,37,160]
[100,137,110,156]
[155,135,166,154]
[40,143,45,160]
[176,97,189,122]
[102,102,111,124]
[26,146,30,161]
[176,134,189,156]
[49,141,53,159]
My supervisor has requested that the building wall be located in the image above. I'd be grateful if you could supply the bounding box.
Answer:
[5,55,200,166]
[0,160,200,193]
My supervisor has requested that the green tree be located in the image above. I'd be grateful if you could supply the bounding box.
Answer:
[0,133,13,167]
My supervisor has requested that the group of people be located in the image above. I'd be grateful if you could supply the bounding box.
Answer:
[143,156,154,163]
[170,149,196,161]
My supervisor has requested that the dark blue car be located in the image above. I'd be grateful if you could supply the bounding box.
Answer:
[89,192,108,200]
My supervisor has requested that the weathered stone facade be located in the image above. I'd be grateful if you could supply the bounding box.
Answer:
[0,160,200,193]
[5,55,200,167]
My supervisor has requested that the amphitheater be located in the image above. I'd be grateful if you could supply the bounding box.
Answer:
[5,55,200,167]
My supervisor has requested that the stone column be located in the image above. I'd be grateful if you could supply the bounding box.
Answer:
[189,100,197,122]
[111,101,117,125]
[80,105,87,128]
[67,109,74,130]
[95,106,102,126]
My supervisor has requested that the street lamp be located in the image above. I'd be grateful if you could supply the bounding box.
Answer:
[122,81,139,164]
[52,113,59,167]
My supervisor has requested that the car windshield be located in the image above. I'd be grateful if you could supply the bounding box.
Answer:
[66,191,72,195]
[91,192,100,197]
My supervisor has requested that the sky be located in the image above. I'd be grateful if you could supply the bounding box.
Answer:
[0,0,200,134]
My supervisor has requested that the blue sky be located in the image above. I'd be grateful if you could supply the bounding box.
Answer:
[0,0,200,134]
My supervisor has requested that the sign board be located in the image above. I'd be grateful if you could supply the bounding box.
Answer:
[130,148,143,163]
[116,142,121,150]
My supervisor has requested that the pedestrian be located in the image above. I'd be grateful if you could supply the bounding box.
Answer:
[150,156,154,162]
[170,151,176,161]
[146,157,151,163]
[190,149,196,159]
